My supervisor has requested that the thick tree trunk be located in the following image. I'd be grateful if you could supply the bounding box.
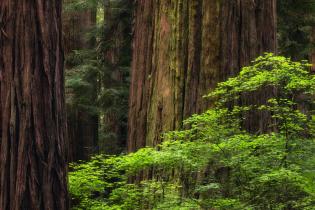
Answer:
[63,3,98,161]
[221,0,277,133]
[0,0,68,209]
[128,0,277,152]
[128,0,154,152]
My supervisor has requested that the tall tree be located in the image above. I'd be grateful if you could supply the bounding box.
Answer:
[0,0,68,209]
[128,0,277,152]
[63,1,98,161]
[99,0,132,154]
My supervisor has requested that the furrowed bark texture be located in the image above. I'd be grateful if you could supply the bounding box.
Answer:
[128,0,276,152]
[0,0,68,209]
[128,0,155,151]
[63,3,98,161]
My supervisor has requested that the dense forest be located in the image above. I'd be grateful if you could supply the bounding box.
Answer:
[0,0,315,209]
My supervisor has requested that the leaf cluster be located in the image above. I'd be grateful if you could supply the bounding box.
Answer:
[69,54,315,209]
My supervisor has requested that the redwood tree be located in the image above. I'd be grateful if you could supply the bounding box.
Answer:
[0,0,68,209]
[99,0,132,154]
[63,1,98,161]
[128,0,277,152]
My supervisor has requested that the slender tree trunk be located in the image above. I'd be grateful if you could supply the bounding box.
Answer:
[0,0,68,209]
[63,3,98,161]
[311,26,315,73]
[128,0,277,152]
[104,0,111,29]
[100,0,132,154]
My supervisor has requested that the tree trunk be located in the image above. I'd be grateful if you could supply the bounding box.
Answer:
[311,26,315,73]
[0,0,68,209]
[63,2,98,161]
[128,0,277,152]
[99,0,132,154]
[128,0,154,152]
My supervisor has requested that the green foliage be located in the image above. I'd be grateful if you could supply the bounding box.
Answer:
[64,0,99,12]
[69,54,315,209]
[64,0,132,154]
[209,54,314,100]
[278,0,315,60]
[66,49,99,114]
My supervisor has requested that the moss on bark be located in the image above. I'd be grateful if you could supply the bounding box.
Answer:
[128,0,277,152]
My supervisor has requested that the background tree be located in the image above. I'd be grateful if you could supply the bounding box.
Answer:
[128,0,277,152]
[64,0,132,157]
[63,0,98,161]
[312,27,315,72]
[98,0,132,154]
[0,0,68,209]
[278,0,315,61]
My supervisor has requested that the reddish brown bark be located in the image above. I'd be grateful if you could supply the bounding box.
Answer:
[220,0,277,133]
[128,0,277,152]
[128,0,155,152]
[0,0,68,209]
